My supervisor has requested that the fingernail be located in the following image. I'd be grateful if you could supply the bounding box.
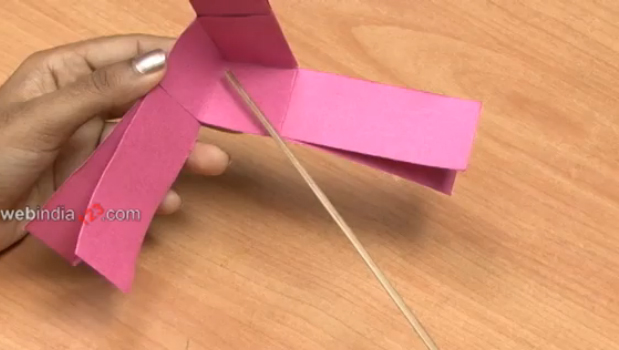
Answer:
[132,49,167,74]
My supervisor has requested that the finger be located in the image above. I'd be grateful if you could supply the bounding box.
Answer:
[207,125,243,134]
[0,35,175,104]
[67,34,176,70]
[185,142,231,176]
[3,49,167,154]
[100,120,117,142]
[0,220,28,253]
[156,190,182,215]
[51,34,175,186]
[27,34,175,72]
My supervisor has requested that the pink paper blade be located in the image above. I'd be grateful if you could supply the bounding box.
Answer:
[73,87,201,292]
[193,67,480,193]
[283,69,482,172]
[25,20,209,291]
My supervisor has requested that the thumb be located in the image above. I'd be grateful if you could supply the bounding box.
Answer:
[3,49,167,153]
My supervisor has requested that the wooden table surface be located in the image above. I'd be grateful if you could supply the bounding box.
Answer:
[1,0,618,349]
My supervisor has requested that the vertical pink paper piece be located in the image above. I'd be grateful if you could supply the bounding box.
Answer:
[198,14,297,68]
[74,87,200,292]
[24,103,139,264]
[190,0,271,15]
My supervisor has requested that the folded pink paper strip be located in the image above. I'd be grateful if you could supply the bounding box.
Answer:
[25,0,482,291]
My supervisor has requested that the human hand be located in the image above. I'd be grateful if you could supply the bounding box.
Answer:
[0,35,230,252]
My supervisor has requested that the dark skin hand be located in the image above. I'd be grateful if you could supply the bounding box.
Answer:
[0,35,230,252]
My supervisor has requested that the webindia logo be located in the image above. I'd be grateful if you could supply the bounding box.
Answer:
[0,204,141,223]
[1,205,76,222]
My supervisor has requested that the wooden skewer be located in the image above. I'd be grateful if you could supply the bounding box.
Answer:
[223,70,439,350]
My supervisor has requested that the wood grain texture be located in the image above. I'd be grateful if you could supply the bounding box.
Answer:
[1,0,618,349]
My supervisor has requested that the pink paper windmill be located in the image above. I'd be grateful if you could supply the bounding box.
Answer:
[25,0,482,291]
